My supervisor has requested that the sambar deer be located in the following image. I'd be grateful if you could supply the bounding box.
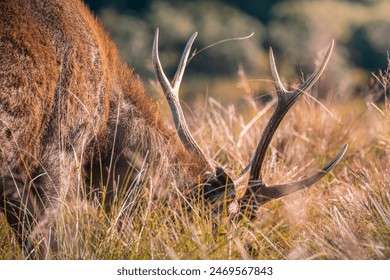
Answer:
[0,0,347,258]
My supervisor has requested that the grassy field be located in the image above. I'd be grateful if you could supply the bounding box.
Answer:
[0,65,389,260]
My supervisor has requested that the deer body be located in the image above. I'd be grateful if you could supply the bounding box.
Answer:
[0,0,202,179]
[1,0,206,254]
[0,0,346,258]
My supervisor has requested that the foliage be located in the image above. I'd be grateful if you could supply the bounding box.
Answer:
[92,0,389,101]
[99,1,264,80]
[268,0,390,98]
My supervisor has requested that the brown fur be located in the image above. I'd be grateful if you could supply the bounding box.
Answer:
[0,0,208,257]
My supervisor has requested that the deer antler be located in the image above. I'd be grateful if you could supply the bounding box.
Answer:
[153,29,347,218]
[238,41,348,213]
[152,28,214,171]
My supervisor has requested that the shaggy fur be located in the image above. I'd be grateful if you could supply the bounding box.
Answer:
[0,0,209,257]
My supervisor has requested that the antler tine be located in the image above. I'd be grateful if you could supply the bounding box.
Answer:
[248,41,335,185]
[171,32,198,92]
[295,40,334,97]
[269,47,288,96]
[248,144,348,208]
[152,28,171,97]
[152,28,214,170]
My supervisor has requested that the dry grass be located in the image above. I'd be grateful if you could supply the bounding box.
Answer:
[0,69,389,260]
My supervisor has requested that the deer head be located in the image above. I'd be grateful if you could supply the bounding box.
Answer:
[0,0,347,259]
[152,29,347,219]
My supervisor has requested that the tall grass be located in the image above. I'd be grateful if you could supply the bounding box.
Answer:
[1,66,389,260]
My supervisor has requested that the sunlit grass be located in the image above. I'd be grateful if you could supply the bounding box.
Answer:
[1,75,389,259]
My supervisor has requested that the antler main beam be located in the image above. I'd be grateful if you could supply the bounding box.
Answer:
[249,41,334,183]
[152,28,214,171]
[239,41,347,210]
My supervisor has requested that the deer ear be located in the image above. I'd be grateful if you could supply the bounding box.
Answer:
[200,167,235,203]
[215,167,233,186]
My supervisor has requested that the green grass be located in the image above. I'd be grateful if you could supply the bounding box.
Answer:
[1,75,389,260]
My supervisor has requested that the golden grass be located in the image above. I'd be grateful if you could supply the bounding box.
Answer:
[0,77,389,260]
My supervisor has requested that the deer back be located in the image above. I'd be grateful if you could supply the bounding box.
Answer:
[0,0,204,184]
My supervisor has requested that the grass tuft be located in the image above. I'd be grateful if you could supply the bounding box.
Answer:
[1,64,389,260]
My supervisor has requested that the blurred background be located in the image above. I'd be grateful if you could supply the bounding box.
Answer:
[84,0,390,104]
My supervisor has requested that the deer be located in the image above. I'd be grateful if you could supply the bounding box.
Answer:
[0,0,347,259]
